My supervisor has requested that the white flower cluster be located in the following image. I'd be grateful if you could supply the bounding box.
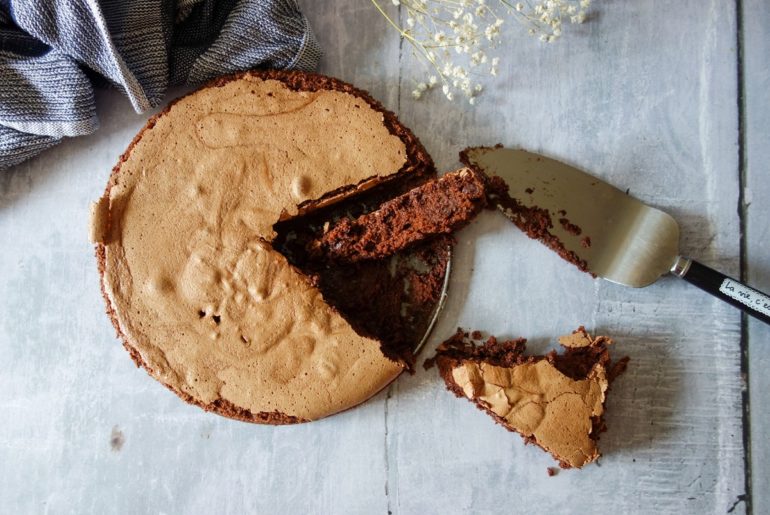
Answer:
[514,0,592,43]
[373,0,593,103]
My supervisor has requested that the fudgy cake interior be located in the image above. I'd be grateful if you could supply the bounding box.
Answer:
[273,172,450,367]
[308,168,487,263]
[433,327,628,468]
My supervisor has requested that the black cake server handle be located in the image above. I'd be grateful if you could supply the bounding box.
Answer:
[671,256,770,324]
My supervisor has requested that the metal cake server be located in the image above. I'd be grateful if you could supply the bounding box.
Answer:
[463,147,770,324]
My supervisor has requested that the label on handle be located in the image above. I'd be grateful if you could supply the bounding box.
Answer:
[719,279,770,317]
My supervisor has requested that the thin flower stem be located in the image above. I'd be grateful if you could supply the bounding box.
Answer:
[371,1,450,84]
[370,1,416,44]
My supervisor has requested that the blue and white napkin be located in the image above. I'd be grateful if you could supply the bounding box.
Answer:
[0,0,321,169]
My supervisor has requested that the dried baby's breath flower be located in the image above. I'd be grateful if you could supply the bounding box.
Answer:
[371,0,594,103]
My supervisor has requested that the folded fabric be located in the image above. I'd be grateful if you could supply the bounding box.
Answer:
[0,0,321,170]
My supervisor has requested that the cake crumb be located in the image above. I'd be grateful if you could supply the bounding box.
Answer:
[547,467,558,477]
[423,357,436,370]
[581,236,591,248]
[525,187,534,194]
[559,217,582,236]
[470,330,483,340]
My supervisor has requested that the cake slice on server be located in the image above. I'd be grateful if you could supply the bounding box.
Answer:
[309,167,487,262]
[431,327,628,468]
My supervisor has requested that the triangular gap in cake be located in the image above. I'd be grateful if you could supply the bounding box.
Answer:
[271,168,449,369]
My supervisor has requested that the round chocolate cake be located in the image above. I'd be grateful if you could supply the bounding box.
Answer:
[90,70,447,423]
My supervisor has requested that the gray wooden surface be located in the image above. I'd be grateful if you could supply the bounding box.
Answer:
[744,1,770,512]
[0,1,765,513]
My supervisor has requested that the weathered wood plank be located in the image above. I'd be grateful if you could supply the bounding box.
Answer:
[389,1,745,513]
[743,1,770,513]
[0,2,402,513]
[0,90,396,514]
[0,1,754,513]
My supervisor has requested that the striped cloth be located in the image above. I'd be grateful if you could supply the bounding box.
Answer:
[0,0,321,169]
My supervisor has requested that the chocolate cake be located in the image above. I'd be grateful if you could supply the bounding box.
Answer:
[90,70,449,424]
[308,167,486,262]
[434,327,628,468]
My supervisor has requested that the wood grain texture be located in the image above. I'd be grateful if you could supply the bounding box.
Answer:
[0,89,399,515]
[389,1,746,513]
[743,1,770,513]
[0,2,402,513]
[0,0,758,513]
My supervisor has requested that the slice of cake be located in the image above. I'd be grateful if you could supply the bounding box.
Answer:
[308,167,487,262]
[433,327,628,468]
[90,70,449,424]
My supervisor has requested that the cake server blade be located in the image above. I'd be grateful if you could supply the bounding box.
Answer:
[463,147,770,324]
